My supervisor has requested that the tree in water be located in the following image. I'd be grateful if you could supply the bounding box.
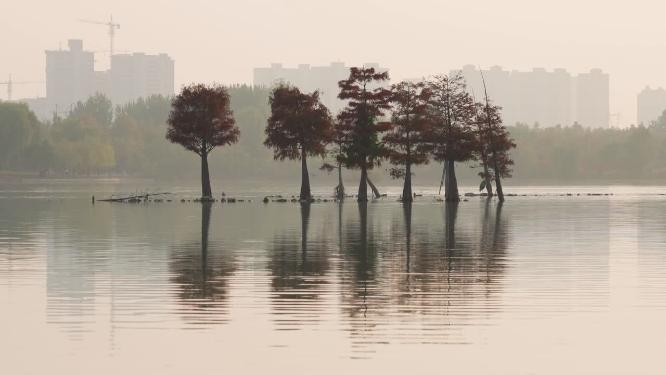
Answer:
[477,75,516,201]
[472,102,494,197]
[384,81,431,202]
[320,119,348,200]
[264,84,333,201]
[337,67,392,202]
[425,73,476,202]
[167,84,239,199]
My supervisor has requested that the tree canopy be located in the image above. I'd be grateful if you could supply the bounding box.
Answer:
[167,84,239,157]
[264,84,332,161]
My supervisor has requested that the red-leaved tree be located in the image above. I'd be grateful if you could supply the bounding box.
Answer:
[167,84,239,199]
[425,73,477,202]
[384,81,431,202]
[337,67,392,202]
[264,84,333,201]
[476,82,516,201]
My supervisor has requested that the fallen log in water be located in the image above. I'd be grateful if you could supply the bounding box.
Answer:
[98,192,172,203]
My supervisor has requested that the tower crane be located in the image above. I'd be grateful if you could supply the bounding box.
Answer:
[0,75,44,101]
[78,15,120,67]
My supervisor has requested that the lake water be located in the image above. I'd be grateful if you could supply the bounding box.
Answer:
[1,183,666,374]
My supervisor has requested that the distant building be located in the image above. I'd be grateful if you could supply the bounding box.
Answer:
[24,39,174,120]
[454,65,609,128]
[19,97,50,121]
[110,53,174,105]
[637,87,666,126]
[253,62,389,115]
[45,39,95,114]
[574,69,609,128]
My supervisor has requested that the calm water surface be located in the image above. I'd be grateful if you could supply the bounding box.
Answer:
[1,184,666,374]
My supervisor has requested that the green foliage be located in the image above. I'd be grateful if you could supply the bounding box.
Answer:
[5,88,666,184]
[0,102,41,170]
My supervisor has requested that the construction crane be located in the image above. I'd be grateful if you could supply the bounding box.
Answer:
[79,15,120,67]
[0,74,44,101]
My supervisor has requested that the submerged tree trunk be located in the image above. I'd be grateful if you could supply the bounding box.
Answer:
[402,162,413,202]
[358,164,368,202]
[300,148,311,201]
[201,152,212,198]
[367,176,381,199]
[335,162,345,200]
[444,201,458,250]
[493,156,504,202]
[444,159,459,202]
[200,202,212,284]
[403,201,412,273]
[482,160,494,197]
[300,201,311,266]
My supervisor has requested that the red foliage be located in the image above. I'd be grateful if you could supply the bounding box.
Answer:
[475,101,516,178]
[336,67,392,170]
[166,84,239,156]
[264,84,333,160]
[384,81,431,179]
[425,73,477,163]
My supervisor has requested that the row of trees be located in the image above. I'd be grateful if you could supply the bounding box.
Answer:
[7,77,666,189]
[0,87,271,178]
[166,67,516,202]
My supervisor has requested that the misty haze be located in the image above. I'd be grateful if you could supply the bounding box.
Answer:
[2,2,666,375]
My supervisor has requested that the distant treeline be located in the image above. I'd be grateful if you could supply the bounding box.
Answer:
[2,87,666,185]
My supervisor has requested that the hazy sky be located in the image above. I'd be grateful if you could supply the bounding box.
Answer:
[3,0,665,126]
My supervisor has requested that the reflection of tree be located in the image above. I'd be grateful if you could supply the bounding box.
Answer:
[267,203,330,328]
[480,201,508,285]
[339,201,510,350]
[169,203,235,324]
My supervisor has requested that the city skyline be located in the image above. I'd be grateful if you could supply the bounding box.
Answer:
[4,1,666,126]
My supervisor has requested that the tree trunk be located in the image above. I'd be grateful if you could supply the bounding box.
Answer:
[483,160,494,197]
[444,159,459,202]
[402,162,413,202]
[358,165,368,202]
[300,148,311,201]
[494,159,505,202]
[335,162,345,200]
[201,152,212,198]
[367,176,381,199]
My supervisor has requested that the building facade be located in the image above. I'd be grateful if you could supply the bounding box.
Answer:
[45,39,95,114]
[253,62,389,115]
[27,39,174,120]
[110,53,174,105]
[637,87,666,126]
[455,65,609,128]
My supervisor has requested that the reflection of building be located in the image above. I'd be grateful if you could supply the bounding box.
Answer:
[253,62,389,115]
[637,87,666,126]
[23,39,174,120]
[454,65,609,128]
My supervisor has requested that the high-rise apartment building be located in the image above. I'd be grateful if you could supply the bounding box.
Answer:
[574,69,609,128]
[637,86,666,126]
[45,39,95,113]
[253,62,389,115]
[110,53,174,105]
[455,65,609,128]
[27,39,174,119]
